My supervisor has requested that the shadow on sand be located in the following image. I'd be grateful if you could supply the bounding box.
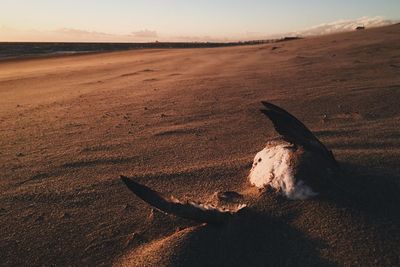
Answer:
[169,211,334,266]
[321,161,400,224]
[118,160,400,266]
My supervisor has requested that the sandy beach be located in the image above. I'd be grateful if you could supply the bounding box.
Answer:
[1,24,399,266]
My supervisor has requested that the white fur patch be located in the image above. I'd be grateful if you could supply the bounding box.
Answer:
[248,145,317,200]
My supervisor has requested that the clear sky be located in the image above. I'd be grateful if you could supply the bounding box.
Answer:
[0,0,399,41]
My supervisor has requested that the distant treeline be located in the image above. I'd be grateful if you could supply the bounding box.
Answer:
[0,37,301,60]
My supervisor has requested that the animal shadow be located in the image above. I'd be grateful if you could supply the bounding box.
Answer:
[165,210,333,267]
[121,208,334,267]
[322,161,400,224]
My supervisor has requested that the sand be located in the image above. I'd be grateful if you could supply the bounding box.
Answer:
[1,24,399,266]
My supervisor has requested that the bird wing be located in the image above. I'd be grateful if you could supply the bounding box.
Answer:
[121,176,245,224]
[260,101,326,151]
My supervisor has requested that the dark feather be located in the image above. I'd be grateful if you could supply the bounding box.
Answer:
[260,101,333,158]
[121,176,243,224]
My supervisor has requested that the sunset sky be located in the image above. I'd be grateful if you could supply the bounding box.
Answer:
[1,0,399,42]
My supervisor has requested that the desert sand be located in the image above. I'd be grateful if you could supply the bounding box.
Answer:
[1,24,399,266]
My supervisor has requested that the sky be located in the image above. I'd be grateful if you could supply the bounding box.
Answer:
[0,0,399,42]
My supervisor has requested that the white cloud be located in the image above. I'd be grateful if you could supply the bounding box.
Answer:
[296,16,398,36]
[0,16,398,42]
[0,26,239,43]
[0,27,158,42]
[131,29,158,38]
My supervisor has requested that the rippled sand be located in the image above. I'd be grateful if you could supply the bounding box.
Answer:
[1,24,399,266]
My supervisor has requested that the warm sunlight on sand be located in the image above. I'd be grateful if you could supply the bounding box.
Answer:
[1,24,400,266]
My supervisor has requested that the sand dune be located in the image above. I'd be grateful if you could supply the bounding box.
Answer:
[1,24,399,266]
